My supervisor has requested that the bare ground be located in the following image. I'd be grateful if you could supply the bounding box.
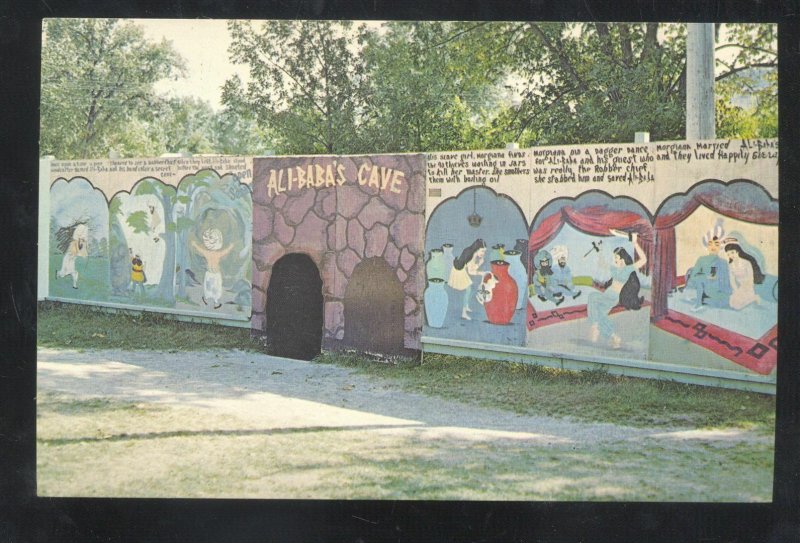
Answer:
[36,348,774,501]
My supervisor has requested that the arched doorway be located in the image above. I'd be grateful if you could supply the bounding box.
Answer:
[343,257,404,354]
[265,253,324,360]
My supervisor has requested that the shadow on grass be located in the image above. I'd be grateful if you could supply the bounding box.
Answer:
[37,423,420,446]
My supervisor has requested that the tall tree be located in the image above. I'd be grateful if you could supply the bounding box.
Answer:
[210,107,272,156]
[486,22,688,145]
[157,97,216,155]
[461,22,776,145]
[358,21,507,153]
[40,18,186,159]
[148,97,272,156]
[715,23,777,138]
[223,20,367,155]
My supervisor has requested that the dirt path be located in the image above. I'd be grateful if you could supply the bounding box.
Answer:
[36,348,774,500]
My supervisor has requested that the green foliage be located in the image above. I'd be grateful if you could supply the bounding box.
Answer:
[485,22,688,144]
[358,22,506,152]
[225,21,775,150]
[715,24,777,138]
[134,180,157,196]
[224,20,367,154]
[175,216,195,231]
[210,107,271,155]
[157,97,216,154]
[125,210,150,233]
[108,197,123,218]
[40,18,186,159]
[41,20,776,159]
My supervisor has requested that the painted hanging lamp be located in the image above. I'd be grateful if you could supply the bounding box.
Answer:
[467,185,482,227]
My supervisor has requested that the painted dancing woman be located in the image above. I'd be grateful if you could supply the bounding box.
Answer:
[587,229,647,349]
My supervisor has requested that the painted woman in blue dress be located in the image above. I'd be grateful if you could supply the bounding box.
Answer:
[587,229,647,349]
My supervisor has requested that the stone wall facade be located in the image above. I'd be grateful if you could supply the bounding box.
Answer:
[251,154,426,355]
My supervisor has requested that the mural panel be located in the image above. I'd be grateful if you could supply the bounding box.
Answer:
[49,177,110,301]
[526,193,653,360]
[108,178,175,306]
[650,181,778,375]
[425,149,532,346]
[175,170,252,316]
[425,186,528,345]
[46,157,253,318]
[424,139,778,379]
[44,141,778,379]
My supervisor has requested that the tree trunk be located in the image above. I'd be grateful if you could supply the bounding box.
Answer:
[154,192,176,302]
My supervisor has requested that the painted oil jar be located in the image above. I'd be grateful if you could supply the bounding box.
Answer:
[504,249,528,310]
[484,260,518,325]
[424,278,448,328]
[426,248,447,281]
[441,243,455,280]
[490,243,505,262]
[513,238,529,272]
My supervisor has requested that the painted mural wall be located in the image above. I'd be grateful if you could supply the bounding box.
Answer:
[250,154,426,358]
[47,156,254,319]
[43,140,778,379]
[425,139,778,379]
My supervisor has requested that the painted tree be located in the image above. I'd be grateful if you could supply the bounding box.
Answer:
[223,20,367,154]
[174,171,252,304]
[174,173,212,300]
[40,18,185,159]
[131,179,177,303]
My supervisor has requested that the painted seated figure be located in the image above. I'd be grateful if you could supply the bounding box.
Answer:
[531,249,564,306]
[684,220,732,311]
[724,239,765,310]
[549,245,581,301]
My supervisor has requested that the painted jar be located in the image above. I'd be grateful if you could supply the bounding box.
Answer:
[441,243,455,280]
[424,278,448,328]
[484,260,518,325]
[490,243,505,262]
[513,239,529,273]
[504,249,528,310]
[426,248,447,281]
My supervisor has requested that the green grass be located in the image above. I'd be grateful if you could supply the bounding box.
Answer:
[49,254,111,301]
[313,351,776,431]
[37,390,774,500]
[38,301,775,431]
[37,300,256,352]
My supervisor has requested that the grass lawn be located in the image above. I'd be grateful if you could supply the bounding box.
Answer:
[37,301,775,431]
[37,300,253,351]
[316,352,775,431]
[36,390,773,501]
[36,302,775,500]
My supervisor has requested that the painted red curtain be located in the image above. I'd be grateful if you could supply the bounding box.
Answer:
[651,186,779,319]
[528,205,653,275]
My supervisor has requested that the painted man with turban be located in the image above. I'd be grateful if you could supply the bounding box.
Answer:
[549,245,581,300]
[531,249,564,306]
[684,219,732,311]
